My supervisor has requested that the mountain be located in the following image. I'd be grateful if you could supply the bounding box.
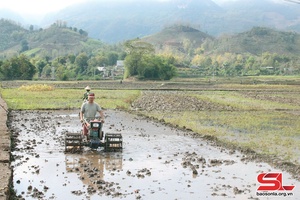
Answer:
[0,19,105,59]
[36,0,300,43]
[142,24,213,54]
[207,26,300,56]
[1,0,300,43]
[218,0,300,34]
[0,19,28,52]
[141,24,300,57]
[2,17,300,60]
[41,0,222,43]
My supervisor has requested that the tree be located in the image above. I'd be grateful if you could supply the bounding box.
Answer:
[68,54,76,64]
[191,54,206,66]
[56,64,69,81]
[123,39,155,78]
[75,53,89,74]
[41,65,52,78]
[36,60,48,77]
[138,55,159,79]
[79,29,88,36]
[0,55,36,80]
[158,56,177,80]
[124,54,140,77]
[88,54,107,67]
[135,54,177,80]
[20,40,29,53]
[107,52,119,66]
[124,39,155,55]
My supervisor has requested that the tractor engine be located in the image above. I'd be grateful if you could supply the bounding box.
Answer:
[89,121,103,149]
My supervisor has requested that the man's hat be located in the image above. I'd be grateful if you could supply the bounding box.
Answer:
[85,86,91,90]
[88,93,95,98]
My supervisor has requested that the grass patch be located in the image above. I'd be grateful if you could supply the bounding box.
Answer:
[1,88,140,110]
[191,91,300,110]
[143,110,300,164]
[139,88,300,165]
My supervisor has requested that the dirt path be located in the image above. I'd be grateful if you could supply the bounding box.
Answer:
[8,109,300,199]
[0,97,11,200]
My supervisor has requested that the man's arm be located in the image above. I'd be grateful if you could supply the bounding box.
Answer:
[80,111,84,123]
[80,104,85,123]
[99,110,104,123]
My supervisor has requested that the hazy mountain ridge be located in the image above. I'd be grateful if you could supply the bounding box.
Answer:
[40,0,223,43]
[2,0,300,43]
[207,26,300,56]
[220,0,300,32]
[43,0,300,43]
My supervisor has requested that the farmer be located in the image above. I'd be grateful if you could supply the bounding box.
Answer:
[80,93,104,136]
[82,86,91,102]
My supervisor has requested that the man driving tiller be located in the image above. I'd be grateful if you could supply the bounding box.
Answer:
[79,93,104,140]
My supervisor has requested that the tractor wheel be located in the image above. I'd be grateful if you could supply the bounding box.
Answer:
[64,132,83,153]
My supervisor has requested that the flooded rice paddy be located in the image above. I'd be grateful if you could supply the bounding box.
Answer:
[8,110,300,199]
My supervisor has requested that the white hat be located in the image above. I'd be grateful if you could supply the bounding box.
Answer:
[85,86,91,90]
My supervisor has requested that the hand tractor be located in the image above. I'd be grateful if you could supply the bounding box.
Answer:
[64,120,123,152]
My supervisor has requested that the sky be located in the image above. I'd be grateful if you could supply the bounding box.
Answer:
[0,0,237,15]
[0,0,286,16]
[0,0,87,15]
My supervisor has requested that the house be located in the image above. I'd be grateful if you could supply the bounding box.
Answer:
[97,67,106,72]
[116,60,124,69]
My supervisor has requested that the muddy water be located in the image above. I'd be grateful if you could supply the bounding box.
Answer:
[9,110,300,199]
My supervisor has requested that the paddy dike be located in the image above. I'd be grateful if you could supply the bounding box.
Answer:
[0,97,10,200]
[7,109,300,199]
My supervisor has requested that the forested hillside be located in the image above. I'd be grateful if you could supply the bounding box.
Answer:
[207,27,300,56]
[0,19,105,59]
[1,19,300,81]
[141,25,300,76]
[142,25,213,55]
[0,19,28,52]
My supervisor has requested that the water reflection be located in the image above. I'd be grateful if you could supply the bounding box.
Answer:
[65,151,123,187]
